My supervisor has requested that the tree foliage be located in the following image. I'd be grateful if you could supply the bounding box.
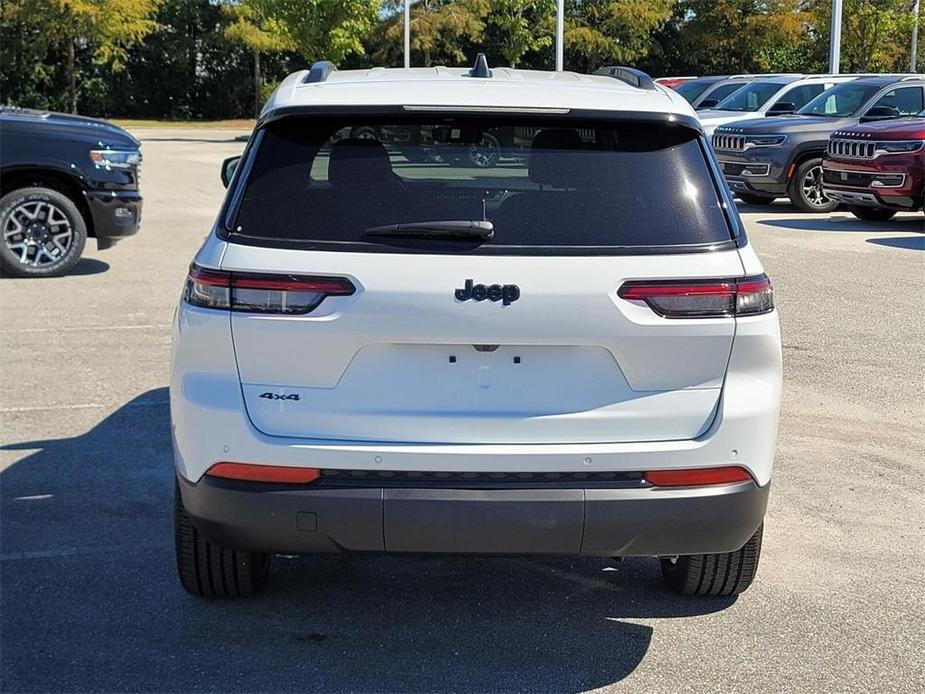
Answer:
[2,0,161,112]
[565,0,674,73]
[1,0,922,119]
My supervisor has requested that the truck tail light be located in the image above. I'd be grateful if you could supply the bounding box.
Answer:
[184,264,355,314]
[645,466,753,487]
[618,274,773,318]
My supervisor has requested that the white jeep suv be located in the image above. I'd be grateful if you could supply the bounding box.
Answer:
[171,58,782,598]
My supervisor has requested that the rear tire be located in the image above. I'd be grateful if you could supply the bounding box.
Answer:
[788,158,838,213]
[660,524,763,596]
[737,193,775,205]
[848,205,896,221]
[174,480,271,597]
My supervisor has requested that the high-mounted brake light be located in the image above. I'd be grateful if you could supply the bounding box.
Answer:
[205,462,321,484]
[618,274,773,318]
[645,466,753,487]
[183,264,355,314]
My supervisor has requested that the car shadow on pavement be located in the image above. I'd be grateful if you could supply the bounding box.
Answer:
[757,215,925,233]
[1,389,736,693]
[866,236,925,251]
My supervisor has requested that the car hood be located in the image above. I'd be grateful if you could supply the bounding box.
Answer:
[0,108,139,148]
[833,117,925,140]
[714,115,855,136]
[696,111,768,135]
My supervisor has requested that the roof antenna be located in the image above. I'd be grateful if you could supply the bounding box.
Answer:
[468,53,492,79]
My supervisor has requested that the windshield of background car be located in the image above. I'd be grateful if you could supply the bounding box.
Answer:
[229,116,733,255]
[798,83,883,117]
[675,79,715,102]
[714,82,784,112]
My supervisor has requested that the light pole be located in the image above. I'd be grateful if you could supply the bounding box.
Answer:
[404,0,411,69]
[912,0,921,72]
[555,0,564,71]
[829,0,843,74]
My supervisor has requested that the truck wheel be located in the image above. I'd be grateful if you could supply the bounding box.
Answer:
[174,480,271,597]
[848,205,896,222]
[737,193,775,205]
[660,524,763,596]
[788,158,838,213]
[0,186,87,278]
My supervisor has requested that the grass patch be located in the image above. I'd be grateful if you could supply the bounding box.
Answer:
[112,119,255,129]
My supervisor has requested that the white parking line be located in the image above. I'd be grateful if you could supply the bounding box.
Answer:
[0,400,168,413]
[1,324,170,334]
[0,543,170,561]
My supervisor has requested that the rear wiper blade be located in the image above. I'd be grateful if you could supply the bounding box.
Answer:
[364,220,494,240]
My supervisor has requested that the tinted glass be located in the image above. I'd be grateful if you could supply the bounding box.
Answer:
[870,87,924,117]
[230,117,731,254]
[715,82,785,112]
[675,79,715,102]
[798,83,883,117]
[706,83,747,103]
[775,83,825,110]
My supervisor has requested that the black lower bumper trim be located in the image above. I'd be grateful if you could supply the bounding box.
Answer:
[178,473,769,557]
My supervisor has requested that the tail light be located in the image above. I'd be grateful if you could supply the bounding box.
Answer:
[618,274,773,318]
[645,466,753,487]
[184,264,355,315]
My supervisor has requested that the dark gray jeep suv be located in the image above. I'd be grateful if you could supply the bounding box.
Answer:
[712,76,925,212]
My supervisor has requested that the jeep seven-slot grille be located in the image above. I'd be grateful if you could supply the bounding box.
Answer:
[713,133,746,151]
[828,138,876,160]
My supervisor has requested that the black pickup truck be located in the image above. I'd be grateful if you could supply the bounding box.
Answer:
[0,107,143,277]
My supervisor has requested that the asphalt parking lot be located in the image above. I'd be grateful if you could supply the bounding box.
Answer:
[1,128,923,693]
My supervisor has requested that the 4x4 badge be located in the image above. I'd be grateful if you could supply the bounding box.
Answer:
[455,279,520,306]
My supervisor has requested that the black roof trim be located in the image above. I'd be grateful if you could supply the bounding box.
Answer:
[594,66,658,91]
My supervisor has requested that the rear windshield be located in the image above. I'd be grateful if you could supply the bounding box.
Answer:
[229,116,732,254]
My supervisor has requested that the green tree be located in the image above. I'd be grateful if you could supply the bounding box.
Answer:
[807,0,920,72]
[565,0,675,74]
[488,0,555,68]
[374,0,487,67]
[671,0,810,74]
[2,0,160,113]
[222,0,380,114]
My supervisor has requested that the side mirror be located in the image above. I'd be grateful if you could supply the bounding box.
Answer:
[860,105,899,123]
[766,102,796,116]
[221,155,241,188]
[697,98,719,110]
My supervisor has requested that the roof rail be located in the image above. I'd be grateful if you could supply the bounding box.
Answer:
[593,66,658,91]
[467,53,492,79]
[303,61,337,84]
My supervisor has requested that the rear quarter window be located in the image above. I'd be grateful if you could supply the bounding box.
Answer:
[228,115,733,255]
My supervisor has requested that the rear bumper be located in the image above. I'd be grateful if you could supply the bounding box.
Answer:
[178,474,769,557]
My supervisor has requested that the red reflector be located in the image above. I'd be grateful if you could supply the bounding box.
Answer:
[205,463,320,484]
[645,467,753,487]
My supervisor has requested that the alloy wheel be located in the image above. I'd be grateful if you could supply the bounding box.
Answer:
[801,165,831,209]
[3,200,74,268]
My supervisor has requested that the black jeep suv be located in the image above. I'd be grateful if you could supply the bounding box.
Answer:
[712,76,925,212]
[0,107,143,277]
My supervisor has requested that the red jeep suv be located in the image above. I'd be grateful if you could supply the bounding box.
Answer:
[823,110,925,221]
